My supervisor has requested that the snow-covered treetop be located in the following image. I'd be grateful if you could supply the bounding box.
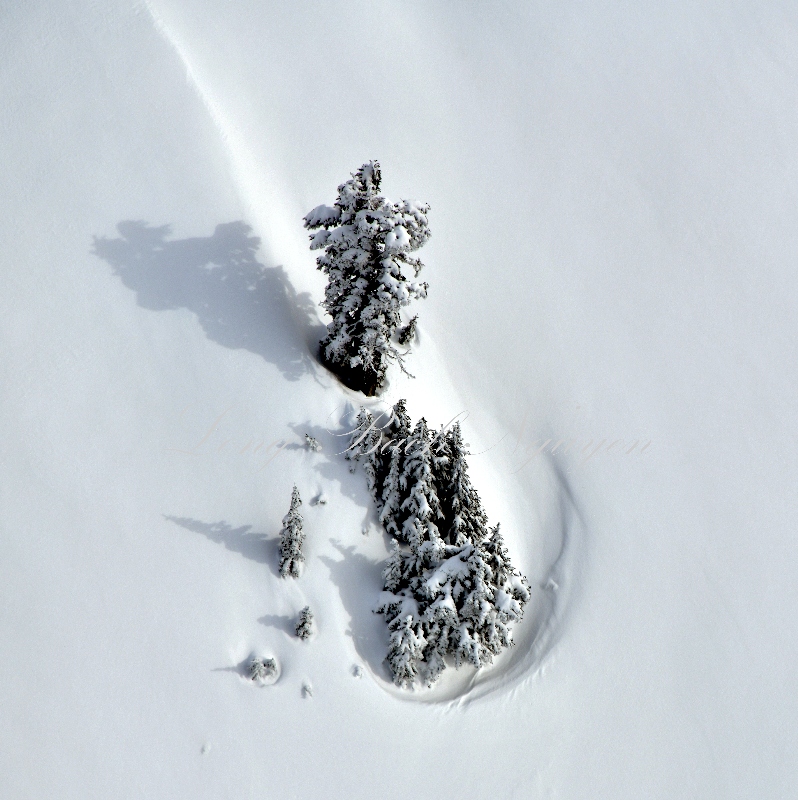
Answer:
[384,398,412,443]
[283,484,302,525]
[303,160,430,273]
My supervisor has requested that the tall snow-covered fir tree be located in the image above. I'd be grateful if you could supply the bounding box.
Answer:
[399,417,446,559]
[376,399,413,540]
[453,525,531,669]
[346,407,384,507]
[381,398,412,450]
[435,422,488,546]
[379,441,407,542]
[303,161,431,395]
[279,485,305,578]
[345,398,414,541]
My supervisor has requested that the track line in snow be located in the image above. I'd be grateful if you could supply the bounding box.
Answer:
[141,0,304,271]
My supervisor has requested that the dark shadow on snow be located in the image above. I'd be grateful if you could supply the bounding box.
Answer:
[288,413,380,535]
[212,655,251,678]
[164,515,283,577]
[92,220,326,381]
[258,613,296,637]
[318,540,393,683]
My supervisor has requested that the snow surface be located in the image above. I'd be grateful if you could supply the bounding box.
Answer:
[2,1,797,797]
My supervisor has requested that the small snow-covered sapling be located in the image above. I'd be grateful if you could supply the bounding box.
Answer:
[279,485,305,578]
[295,606,314,640]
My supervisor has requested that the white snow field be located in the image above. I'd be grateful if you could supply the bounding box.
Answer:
[2,1,797,797]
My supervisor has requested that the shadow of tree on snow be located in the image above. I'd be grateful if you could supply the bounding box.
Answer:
[318,540,393,682]
[164,515,282,577]
[92,220,326,381]
[287,413,383,535]
[258,613,296,637]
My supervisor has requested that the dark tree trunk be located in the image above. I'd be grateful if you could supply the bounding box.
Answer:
[318,346,382,396]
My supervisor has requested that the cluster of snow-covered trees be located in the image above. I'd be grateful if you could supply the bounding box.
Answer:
[304,161,430,396]
[348,400,530,688]
[250,483,316,686]
[245,164,526,691]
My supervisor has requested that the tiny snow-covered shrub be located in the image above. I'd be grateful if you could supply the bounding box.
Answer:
[304,434,321,452]
[295,606,314,640]
[249,657,278,684]
[302,682,313,698]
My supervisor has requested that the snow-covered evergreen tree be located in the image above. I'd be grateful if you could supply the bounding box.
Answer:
[378,444,405,540]
[295,606,314,640]
[386,615,425,689]
[346,407,384,507]
[378,399,413,540]
[453,526,531,669]
[380,399,412,471]
[397,314,418,346]
[304,161,431,395]
[279,485,304,578]
[344,399,414,541]
[419,600,459,687]
[381,539,405,593]
[399,417,446,559]
[384,398,412,440]
[435,422,488,546]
